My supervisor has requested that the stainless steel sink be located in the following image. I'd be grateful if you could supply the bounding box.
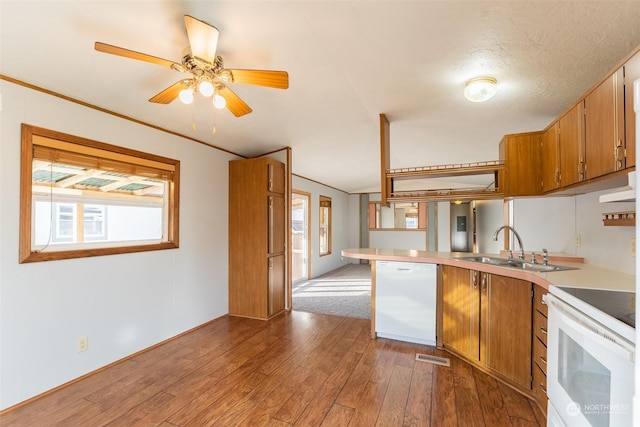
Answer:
[457,256,578,272]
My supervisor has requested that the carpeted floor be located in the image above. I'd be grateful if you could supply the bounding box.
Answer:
[292,263,371,319]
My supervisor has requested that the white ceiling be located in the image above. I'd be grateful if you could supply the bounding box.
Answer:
[3,1,640,193]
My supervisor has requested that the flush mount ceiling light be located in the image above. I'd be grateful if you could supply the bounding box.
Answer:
[464,77,497,102]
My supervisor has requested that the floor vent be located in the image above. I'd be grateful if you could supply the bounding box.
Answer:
[415,353,451,367]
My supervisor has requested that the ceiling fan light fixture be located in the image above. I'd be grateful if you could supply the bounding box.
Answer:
[213,93,226,109]
[179,88,194,104]
[198,79,214,97]
[464,77,497,102]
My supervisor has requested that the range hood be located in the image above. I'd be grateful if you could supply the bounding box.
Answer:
[599,171,636,203]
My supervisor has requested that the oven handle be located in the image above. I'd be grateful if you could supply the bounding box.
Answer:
[546,295,635,363]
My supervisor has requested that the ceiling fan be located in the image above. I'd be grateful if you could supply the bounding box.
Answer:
[95,15,289,117]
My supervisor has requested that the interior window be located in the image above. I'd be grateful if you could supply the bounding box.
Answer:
[368,202,427,230]
[20,124,180,263]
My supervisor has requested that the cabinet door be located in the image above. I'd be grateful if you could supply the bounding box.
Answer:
[541,122,560,192]
[480,274,532,389]
[559,103,585,186]
[499,133,542,196]
[442,266,479,360]
[624,51,640,169]
[268,254,286,316]
[268,194,286,255]
[268,161,286,194]
[585,69,624,179]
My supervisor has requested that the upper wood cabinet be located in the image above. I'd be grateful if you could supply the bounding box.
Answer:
[584,68,625,179]
[559,103,586,186]
[442,265,533,390]
[541,122,560,192]
[499,132,542,197]
[624,51,640,169]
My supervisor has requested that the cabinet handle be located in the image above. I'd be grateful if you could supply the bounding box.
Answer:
[540,327,547,335]
[554,169,560,185]
[539,383,547,394]
[472,271,478,289]
[615,141,624,170]
[481,274,488,292]
[539,355,547,365]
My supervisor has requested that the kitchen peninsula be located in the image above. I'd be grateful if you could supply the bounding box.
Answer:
[341,247,635,417]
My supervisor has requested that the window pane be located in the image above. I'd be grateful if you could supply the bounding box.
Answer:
[21,124,179,263]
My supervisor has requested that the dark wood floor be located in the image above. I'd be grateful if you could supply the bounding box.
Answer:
[0,311,544,426]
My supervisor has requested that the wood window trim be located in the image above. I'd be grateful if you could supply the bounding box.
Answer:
[368,201,428,230]
[319,195,332,256]
[19,124,180,263]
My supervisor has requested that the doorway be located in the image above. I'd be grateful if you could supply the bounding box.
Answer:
[450,201,476,252]
[291,191,310,283]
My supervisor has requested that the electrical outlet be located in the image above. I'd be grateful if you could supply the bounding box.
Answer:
[575,234,581,247]
[631,238,636,257]
[77,336,88,352]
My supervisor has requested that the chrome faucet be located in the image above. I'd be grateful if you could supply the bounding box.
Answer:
[493,225,525,259]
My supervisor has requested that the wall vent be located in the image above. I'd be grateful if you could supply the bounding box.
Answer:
[415,353,451,367]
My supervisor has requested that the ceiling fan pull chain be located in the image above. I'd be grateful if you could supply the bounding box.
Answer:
[212,108,217,135]
[191,103,196,132]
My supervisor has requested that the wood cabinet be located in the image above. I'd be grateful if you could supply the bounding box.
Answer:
[532,285,548,415]
[584,68,625,179]
[624,50,640,169]
[559,103,585,186]
[442,265,532,389]
[442,266,479,360]
[541,104,586,193]
[229,157,286,320]
[498,132,543,197]
[541,122,560,192]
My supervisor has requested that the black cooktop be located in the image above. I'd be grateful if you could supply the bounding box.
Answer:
[556,286,636,328]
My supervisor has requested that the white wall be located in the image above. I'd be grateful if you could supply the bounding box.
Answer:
[0,81,236,409]
[475,199,504,253]
[369,230,427,250]
[292,176,351,277]
[504,193,634,274]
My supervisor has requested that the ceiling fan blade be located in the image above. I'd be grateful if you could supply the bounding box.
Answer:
[95,42,179,68]
[224,69,289,89]
[184,15,219,64]
[149,80,192,104]
[218,86,253,117]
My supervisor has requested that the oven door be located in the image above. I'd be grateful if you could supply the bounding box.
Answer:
[545,294,635,427]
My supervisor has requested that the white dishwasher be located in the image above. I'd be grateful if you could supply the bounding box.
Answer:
[375,261,437,346]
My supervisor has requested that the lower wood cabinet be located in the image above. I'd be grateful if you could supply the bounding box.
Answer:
[442,265,533,390]
[532,285,549,415]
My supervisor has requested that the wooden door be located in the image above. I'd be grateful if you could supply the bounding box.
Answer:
[442,266,479,360]
[268,254,286,316]
[559,103,585,186]
[585,69,624,179]
[624,51,640,169]
[480,273,532,389]
[541,122,560,192]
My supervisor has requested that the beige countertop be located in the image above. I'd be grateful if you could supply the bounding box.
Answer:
[341,248,635,292]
